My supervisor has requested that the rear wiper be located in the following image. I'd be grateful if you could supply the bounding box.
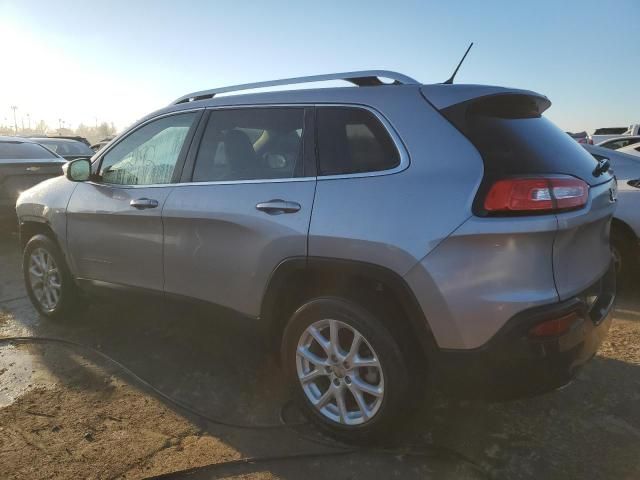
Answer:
[593,158,610,177]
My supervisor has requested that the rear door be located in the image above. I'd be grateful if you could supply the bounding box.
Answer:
[66,110,201,291]
[162,106,315,316]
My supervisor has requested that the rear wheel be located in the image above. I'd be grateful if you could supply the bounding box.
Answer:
[611,227,638,288]
[282,297,413,443]
[23,234,84,320]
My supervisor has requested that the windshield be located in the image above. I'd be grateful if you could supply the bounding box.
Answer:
[36,139,94,156]
[0,141,59,160]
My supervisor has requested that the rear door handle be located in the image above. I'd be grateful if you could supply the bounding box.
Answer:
[130,198,159,210]
[256,199,301,215]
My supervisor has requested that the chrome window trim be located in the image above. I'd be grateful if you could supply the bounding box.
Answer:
[84,176,318,190]
[89,103,409,189]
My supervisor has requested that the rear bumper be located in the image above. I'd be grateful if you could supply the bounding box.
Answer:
[434,263,616,399]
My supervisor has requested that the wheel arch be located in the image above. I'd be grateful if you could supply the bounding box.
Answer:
[19,219,59,250]
[611,217,638,242]
[261,257,438,363]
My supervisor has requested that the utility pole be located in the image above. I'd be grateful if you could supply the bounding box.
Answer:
[11,106,18,135]
[26,113,31,129]
[58,118,62,131]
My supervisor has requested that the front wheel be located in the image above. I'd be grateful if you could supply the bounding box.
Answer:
[23,234,83,320]
[281,297,413,443]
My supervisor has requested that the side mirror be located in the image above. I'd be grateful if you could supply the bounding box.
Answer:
[64,158,92,182]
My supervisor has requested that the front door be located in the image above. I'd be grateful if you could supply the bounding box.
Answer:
[66,111,201,291]
[162,107,316,316]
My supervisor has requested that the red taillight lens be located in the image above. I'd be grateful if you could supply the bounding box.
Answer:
[529,312,581,338]
[484,177,588,214]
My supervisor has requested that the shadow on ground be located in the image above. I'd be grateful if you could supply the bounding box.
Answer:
[1,232,639,479]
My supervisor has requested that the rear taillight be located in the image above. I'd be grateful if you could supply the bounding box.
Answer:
[529,312,582,338]
[484,177,589,214]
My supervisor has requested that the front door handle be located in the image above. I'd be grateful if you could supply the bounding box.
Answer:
[130,198,159,210]
[256,199,301,215]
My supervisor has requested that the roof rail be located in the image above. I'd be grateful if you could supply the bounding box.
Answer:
[171,70,420,105]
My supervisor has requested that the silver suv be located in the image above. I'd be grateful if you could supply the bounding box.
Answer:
[16,71,616,441]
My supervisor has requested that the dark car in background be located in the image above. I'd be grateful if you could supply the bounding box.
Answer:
[0,137,66,225]
[29,137,95,161]
[90,135,116,153]
[44,135,91,147]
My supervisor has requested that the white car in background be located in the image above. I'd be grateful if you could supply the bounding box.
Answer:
[597,135,640,150]
[616,142,640,158]
[583,144,640,279]
[589,124,640,145]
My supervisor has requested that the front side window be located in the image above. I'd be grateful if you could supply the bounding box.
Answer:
[317,107,400,176]
[99,112,198,185]
[193,108,304,182]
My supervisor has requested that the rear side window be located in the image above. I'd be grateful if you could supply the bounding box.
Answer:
[193,108,304,182]
[317,107,400,176]
[0,141,58,160]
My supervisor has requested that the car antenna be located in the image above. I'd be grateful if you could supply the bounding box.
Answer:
[443,42,474,84]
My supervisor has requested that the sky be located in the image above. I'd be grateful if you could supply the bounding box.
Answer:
[0,0,638,134]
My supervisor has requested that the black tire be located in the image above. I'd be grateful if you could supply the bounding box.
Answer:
[611,228,638,289]
[23,234,84,321]
[281,297,413,443]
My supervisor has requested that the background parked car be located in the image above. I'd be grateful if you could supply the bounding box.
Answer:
[583,143,640,280]
[589,124,640,144]
[28,137,95,161]
[597,135,640,150]
[0,137,66,226]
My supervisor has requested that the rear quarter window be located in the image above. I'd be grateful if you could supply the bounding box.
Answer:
[317,107,400,176]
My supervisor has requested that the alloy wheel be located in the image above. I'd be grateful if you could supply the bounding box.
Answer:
[28,247,62,312]
[296,319,384,426]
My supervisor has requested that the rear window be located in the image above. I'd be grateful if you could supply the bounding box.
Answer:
[317,107,400,176]
[36,139,94,156]
[442,94,606,187]
[0,141,58,160]
[603,138,640,150]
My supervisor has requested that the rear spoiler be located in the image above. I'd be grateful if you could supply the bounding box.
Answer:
[421,84,551,113]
